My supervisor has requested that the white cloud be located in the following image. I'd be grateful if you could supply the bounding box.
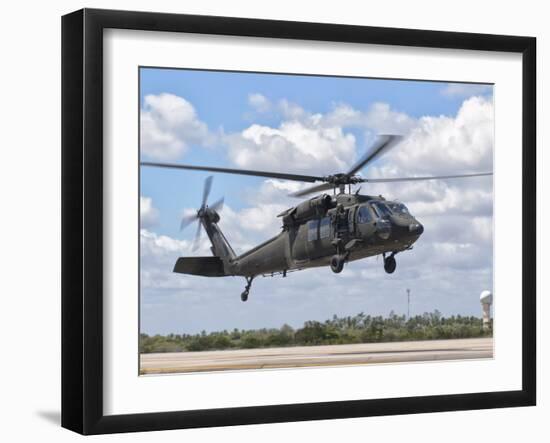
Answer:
[226,120,356,174]
[141,228,189,256]
[248,93,271,113]
[441,83,493,98]
[278,99,309,121]
[243,179,310,206]
[319,102,416,136]
[227,99,419,176]
[363,102,417,135]
[140,196,159,228]
[140,229,191,290]
[140,93,211,160]
[369,96,494,177]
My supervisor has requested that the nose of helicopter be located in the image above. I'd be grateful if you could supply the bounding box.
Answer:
[408,221,424,235]
[388,213,424,239]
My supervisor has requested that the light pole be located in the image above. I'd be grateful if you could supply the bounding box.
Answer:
[407,288,410,320]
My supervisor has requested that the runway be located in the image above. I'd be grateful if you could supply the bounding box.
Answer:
[140,337,493,374]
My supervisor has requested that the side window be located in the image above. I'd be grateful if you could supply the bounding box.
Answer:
[319,217,331,239]
[307,220,318,241]
[357,205,372,224]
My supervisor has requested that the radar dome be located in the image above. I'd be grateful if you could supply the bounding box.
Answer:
[480,290,493,304]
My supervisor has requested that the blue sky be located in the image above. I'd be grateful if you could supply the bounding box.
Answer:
[140,68,473,125]
[139,67,494,335]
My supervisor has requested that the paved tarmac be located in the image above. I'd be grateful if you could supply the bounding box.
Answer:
[140,337,493,374]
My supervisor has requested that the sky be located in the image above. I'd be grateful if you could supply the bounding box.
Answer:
[139,67,494,335]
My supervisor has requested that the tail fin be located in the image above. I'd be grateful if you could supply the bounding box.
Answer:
[173,256,226,277]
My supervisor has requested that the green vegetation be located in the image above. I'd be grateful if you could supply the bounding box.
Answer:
[140,310,492,353]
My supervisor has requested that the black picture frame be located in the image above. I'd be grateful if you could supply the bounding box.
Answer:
[62,8,536,435]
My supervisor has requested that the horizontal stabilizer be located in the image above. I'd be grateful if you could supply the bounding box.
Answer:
[173,256,226,277]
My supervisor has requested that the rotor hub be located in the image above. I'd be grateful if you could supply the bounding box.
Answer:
[323,173,362,186]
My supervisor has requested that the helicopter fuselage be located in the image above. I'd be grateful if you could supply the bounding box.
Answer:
[225,192,423,277]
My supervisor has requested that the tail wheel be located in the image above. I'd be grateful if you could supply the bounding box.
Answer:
[330,255,345,274]
[240,276,253,302]
[384,255,397,274]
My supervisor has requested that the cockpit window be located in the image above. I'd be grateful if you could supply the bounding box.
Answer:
[357,205,372,224]
[371,202,392,218]
[387,202,410,215]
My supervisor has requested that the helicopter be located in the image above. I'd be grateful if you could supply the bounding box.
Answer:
[141,135,492,301]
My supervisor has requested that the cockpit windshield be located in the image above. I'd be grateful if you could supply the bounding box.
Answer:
[387,202,410,215]
[371,201,392,218]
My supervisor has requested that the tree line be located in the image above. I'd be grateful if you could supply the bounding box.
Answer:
[140,310,492,353]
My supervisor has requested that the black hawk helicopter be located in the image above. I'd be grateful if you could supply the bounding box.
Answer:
[141,135,492,301]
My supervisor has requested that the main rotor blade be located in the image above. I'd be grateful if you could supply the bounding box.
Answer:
[202,176,213,208]
[359,172,493,183]
[209,196,225,212]
[290,182,334,198]
[192,221,202,252]
[347,134,403,176]
[141,161,323,183]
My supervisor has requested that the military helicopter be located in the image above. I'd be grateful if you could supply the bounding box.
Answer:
[141,135,492,301]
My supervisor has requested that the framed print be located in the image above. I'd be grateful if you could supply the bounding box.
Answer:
[61,8,536,435]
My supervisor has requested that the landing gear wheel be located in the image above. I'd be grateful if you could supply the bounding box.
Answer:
[384,255,397,274]
[240,276,254,301]
[330,255,345,274]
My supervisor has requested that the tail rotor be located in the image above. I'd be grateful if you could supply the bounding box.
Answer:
[179,176,224,251]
